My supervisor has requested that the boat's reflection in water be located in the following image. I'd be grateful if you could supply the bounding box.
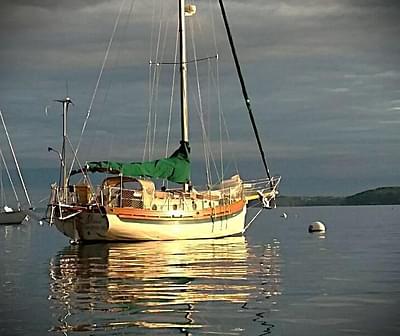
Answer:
[49,236,281,335]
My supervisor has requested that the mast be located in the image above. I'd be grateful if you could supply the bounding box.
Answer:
[179,0,191,191]
[0,109,32,209]
[0,145,21,207]
[179,0,189,144]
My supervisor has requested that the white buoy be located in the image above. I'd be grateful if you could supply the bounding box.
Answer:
[308,221,326,233]
[280,212,288,219]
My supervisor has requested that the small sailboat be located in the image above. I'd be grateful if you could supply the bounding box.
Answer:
[46,0,280,241]
[0,205,27,225]
[0,110,32,225]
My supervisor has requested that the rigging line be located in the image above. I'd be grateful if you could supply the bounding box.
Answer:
[208,0,238,176]
[155,55,218,65]
[247,199,263,209]
[188,5,213,185]
[145,60,160,160]
[206,57,211,150]
[150,68,159,159]
[103,0,137,160]
[189,82,213,185]
[0,145,20,206]
[147,63,157,161]
[69,0,127,175]
[207,0,224,180]
[190,21,206,145]
[207,54,239,175]
[0,161,3,206]
[191,10,225,184]
[65,137,104,215]
[145,61,157,160]
[193,87,222,185]
[243,208,263,233]
[145,1,163,160]
[222,112,239,174]
[150,2,164,159]
[187,5,229,185]
[0,161,5,207]
[165,25,179,159]
[66,138,91,180]
[207,60,213,181]
[218,0,272,181]
[143,63,152,160]
[190,75,222,186]
[216,56,224,180]
[144,0,157,160]
[190,84,222,186]
[151,7,170,159]
[189,21,213,186]
[0,110,31,207]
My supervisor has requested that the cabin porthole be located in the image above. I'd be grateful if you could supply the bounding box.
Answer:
[192,202,197,210]
[152,204,157,210]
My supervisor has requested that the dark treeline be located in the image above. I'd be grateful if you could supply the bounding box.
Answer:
[278,187,400,206]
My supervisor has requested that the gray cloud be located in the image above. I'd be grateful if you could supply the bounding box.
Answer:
[0,0,399,196]
[1,0,110,10]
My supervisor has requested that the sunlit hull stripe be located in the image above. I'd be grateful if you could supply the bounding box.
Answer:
[109,200,246,220]
[116,211,242,225]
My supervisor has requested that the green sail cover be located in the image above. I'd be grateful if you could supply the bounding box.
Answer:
[85,142,190,184]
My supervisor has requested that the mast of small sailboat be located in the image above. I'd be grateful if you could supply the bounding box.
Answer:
[0,109,32,209]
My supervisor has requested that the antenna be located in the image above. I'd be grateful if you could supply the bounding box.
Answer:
[66,80,69,97]
[54,97,74,201]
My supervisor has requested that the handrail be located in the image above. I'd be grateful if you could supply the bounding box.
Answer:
[243,176,281,193]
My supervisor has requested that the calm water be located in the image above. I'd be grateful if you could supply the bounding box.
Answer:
[1,206,399,335]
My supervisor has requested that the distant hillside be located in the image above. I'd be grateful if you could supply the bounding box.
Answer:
[277,195,344,207]
[277,186,400,206]
[343,187,400,205]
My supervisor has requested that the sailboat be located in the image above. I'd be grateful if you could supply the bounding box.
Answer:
[46,0,280,241]
[0,110,32,225]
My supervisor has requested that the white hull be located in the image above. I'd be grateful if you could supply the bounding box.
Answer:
[0,211,27,225]
[54,206,247,241]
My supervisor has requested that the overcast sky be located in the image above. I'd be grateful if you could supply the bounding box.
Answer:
[0,0,399,196]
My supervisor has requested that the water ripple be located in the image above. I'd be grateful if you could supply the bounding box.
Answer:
[49,237,282,335]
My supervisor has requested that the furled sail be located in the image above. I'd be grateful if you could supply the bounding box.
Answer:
[73,143,190,184]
